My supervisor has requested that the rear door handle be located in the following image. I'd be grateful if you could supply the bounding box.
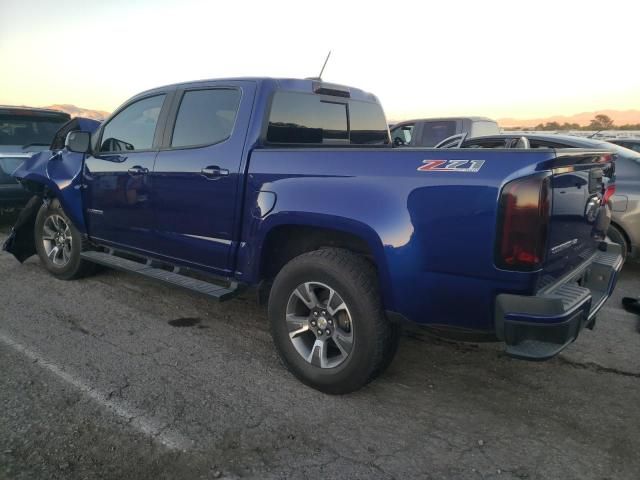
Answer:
[128,165,148,175]
[201,166,229,179]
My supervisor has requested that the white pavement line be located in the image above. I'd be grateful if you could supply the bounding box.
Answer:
[0,331,193,451]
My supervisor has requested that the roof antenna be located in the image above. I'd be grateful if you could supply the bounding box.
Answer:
[318,50,332,79]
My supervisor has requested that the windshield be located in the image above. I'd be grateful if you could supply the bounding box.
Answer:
[0,113,68,147]
[608,143,640,165]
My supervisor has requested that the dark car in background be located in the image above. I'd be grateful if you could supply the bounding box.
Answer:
[390,117,500,147]
[0,107,71,213]
[608,138,640,154]
[438,133,640,260]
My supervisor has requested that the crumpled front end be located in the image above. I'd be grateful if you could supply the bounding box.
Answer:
[12,149,87,233]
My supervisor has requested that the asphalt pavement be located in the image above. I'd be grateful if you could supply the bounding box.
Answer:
[1,220,639,480]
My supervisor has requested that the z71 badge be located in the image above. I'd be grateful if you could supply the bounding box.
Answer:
[417,159,485,173]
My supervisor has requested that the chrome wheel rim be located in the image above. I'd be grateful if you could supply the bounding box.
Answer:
[285,281,354,369]
[42,214,73,267]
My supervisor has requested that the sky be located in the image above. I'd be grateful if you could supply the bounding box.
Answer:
[1,0,638,121]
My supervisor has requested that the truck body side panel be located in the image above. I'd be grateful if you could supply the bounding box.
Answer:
[240,148,566,331]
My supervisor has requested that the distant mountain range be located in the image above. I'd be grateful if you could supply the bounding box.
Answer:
[498,109,640,128]
[44,104,110,121]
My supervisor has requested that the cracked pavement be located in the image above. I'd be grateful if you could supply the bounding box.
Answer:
[1,222,639,479]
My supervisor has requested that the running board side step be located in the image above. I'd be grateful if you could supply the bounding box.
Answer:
[80,250,240,301]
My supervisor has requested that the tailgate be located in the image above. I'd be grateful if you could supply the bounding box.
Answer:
[539,149,614,287]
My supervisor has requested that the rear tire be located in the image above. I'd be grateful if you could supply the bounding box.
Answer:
[268,248,397,394]
[34,199,95,280]
[607,224,628,262]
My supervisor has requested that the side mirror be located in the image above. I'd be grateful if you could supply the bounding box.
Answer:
[65,131,91,153]
[393,137,406,147]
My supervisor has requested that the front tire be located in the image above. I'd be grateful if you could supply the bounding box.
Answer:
[268,248,397,394]
[34,199,95,280]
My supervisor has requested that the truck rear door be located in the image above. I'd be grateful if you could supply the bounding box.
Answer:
[151,80,256,275]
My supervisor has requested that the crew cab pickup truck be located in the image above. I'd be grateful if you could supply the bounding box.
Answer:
[4,78,622,394]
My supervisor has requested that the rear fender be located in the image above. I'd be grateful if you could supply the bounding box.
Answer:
[13,149,87,234]
[240,211,395,309]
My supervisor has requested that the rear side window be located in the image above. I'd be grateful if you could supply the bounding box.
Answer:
[266,91,389,145]
[171,89,241,148]
[100,95,165,152]
[421,121,457,147]
[390,124,414,146]
[471,121,500,138]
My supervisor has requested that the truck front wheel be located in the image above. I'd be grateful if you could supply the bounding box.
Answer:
[268,248,397,394]
[34,199,95,280]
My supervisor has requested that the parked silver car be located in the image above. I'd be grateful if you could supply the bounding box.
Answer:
[437,133,640,260]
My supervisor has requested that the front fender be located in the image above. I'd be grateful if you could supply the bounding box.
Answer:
[13,150,87,234]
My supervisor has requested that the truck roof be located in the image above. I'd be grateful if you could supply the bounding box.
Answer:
[133,77,381,104]
[0,105,71,118]
[395,116,496,124]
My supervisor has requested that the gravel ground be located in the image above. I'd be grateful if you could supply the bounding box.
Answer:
[1,219,639,480]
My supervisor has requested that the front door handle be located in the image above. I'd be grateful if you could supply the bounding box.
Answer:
[128,165,148,175]
[201,166,229,179]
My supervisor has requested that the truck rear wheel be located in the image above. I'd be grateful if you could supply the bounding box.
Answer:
[34,199,95,280]
[268,248,397,394]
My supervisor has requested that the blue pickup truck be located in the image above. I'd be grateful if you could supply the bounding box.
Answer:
[4,78,623,393]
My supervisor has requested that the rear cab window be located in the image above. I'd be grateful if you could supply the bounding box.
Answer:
[266,91,389,146]
[420,121,457,147]
[0,111,69,148]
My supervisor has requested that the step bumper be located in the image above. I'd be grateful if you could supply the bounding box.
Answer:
[495,242,624,360]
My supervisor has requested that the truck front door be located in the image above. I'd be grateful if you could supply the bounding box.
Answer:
[83,93,170,251]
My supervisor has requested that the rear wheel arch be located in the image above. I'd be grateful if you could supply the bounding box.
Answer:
[257,223,393,307]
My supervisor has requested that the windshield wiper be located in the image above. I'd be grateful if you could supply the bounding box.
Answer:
[22,142,50,150]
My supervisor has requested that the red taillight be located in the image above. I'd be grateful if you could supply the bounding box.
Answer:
[496,174,551,271]
[603,184,616,204]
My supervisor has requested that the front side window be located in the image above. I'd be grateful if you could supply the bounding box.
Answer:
[267,92,348,144]
[421,121,457,147]
[171,89,241,148]
[100,94,165,152]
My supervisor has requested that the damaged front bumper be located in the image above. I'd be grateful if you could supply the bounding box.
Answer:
[495,242,624,360]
